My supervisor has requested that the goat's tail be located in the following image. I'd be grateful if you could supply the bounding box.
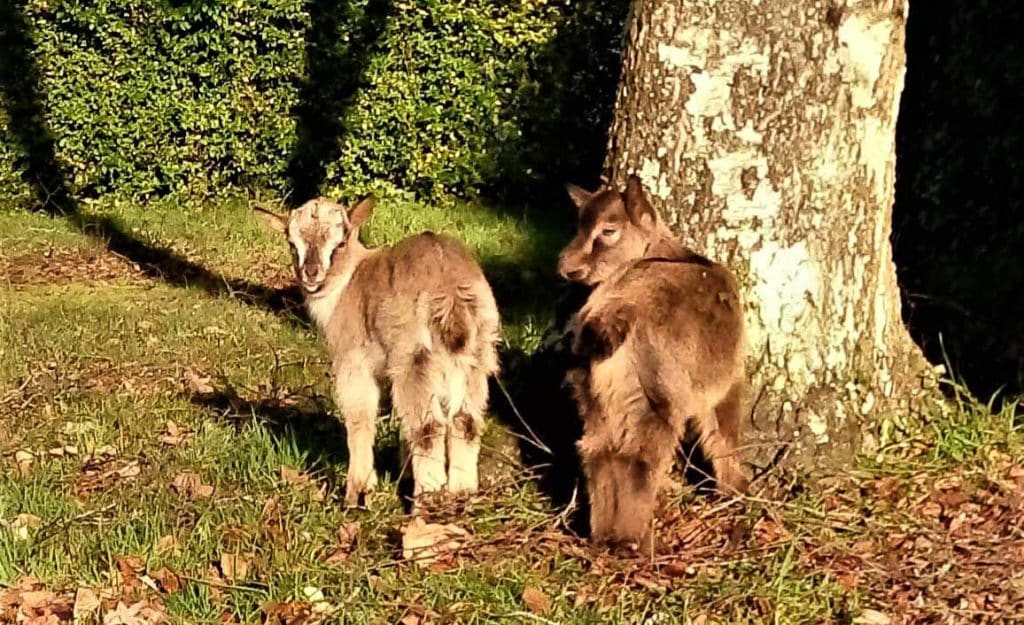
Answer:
[428,285,478,353]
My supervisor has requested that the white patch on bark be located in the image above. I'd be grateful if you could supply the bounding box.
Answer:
[837,13,894,108]
[706,150,783,250]
[657,41,703,69]
[736,121,763,145]
[639,158,672,200]
[747,241,821,391]
[860,116,892,199]
[659,31,768,149]
[807,410,830,443]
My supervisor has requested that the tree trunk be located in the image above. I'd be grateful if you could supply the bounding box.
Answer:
[605,0,935,466]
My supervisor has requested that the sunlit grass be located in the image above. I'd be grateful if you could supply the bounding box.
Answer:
[1,200,1021,623]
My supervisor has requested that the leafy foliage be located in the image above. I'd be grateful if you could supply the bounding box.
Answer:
[0,0,626,207]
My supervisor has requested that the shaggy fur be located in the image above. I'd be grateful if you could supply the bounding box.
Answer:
[559,176,748,551]
[256,197,500,505]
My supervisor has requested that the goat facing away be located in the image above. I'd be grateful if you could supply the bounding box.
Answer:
[558,175,749,551]
[256,197,500,506]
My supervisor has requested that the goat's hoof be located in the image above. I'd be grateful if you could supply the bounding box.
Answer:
[344,474,378,507]
[408,489,447,516]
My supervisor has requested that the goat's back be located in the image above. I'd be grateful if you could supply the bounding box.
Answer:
[576,257,745,425]
[349,232,500,372]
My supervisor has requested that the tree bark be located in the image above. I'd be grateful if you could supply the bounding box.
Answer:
[605,0,935,466]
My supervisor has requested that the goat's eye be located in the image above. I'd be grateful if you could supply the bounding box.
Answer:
[598,227,621,243]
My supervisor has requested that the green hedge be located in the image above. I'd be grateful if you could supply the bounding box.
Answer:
[0,0,626,207]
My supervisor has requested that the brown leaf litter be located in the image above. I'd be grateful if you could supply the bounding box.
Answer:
[0,575,169,625]
[74,448,141,498]
[279,466,326,502]
[521,586,552,615]
[170,471,215,500]
[324,522,360,565]
[400,518,470,568]
[0,247,147,287]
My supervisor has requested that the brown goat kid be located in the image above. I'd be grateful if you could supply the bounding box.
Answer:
[256,197,500,506]
[559,176,748,551]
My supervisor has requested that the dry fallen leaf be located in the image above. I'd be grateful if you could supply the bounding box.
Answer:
[184,370,214,395]
[219,553,251,582]
[279,466,325,501]
[522,586,552,616]
[262,601,312,625]
[337,522,360,547]
[207,565,227,601]
[853,609,891,625]
[116,556,145,592]
[325,522,361,564]
[14,450,34,476]
[46,445,78,457]
[662,562,691,578]
[260,497,289,546]
[400,517,469,566]
[73,588,101,620]
[154,535,178,554]
[75,456,141,497]
[149,568,182,595]
[170,471,214,500]
[158,421,193,447]
[102,599,166,625]
[20,590,56,610]
[4,513,42,542]
[92,444,118,458]
[11,513,43,529]
[116,462,141,479]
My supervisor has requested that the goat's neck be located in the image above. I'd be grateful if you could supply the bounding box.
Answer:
[305,240,375,330]
[643,229,686,259]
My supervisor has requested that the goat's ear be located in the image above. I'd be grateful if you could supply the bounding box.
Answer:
[347,194,376,230]
[565,182,594,212]
[624,174,657,227]
[254,207,288,234]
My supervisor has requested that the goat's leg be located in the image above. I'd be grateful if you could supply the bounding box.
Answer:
[336,361,381,506]
[392,358,447,497]
[447,369,486,494]
[701,381,748,495]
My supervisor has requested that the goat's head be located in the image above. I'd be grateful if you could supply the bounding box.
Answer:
[255,195,375,297]
[557,175,666,286]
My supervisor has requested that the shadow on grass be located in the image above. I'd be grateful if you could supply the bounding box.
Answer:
[895,0,1024,404]
[0,0,306,324]
[190,384,404,500]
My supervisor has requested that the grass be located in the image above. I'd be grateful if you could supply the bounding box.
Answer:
[1,197,1023,624]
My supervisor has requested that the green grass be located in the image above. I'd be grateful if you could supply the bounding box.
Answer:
[1,199,1022,624]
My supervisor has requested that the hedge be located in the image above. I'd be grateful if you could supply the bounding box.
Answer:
[0,0,627,208]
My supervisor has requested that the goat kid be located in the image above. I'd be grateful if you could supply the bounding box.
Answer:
[558,175,748,551]
[256,197,500,506]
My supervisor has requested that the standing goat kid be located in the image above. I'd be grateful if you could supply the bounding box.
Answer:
[257,197,500,506]
[558,175,748,552]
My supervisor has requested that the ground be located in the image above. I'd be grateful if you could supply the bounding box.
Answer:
[1,200,1022,625]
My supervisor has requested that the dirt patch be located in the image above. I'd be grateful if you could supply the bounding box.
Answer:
[0,247,295,290]
[0,247,147,286]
